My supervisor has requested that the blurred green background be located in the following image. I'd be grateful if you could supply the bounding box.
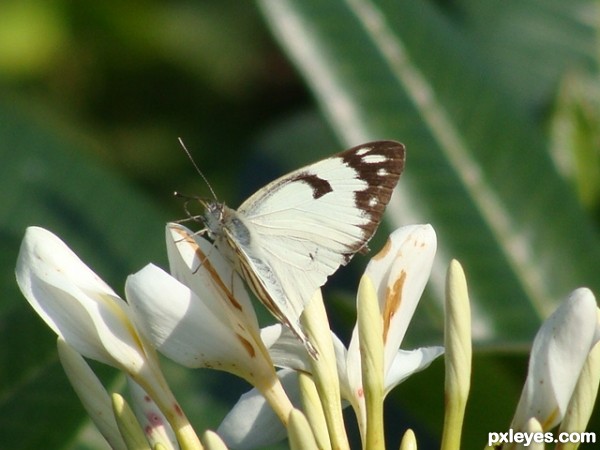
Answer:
[1,1,600,449]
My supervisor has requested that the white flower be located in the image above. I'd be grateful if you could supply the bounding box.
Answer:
[126,223,275,381]
[126,223,294,427]
[16,226,150,375]
[56,338,127,450]
[510,288,600,431]
[219,225,444,448]
[341,225,444,432]
[15,226,203,450]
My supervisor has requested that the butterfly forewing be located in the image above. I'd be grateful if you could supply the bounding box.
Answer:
[239,139,404,265]
[206,140,405,357]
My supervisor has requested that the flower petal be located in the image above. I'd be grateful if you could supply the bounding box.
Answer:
[17,227,118,296]
[127,378,178,450]
[511,288,599,430]
[57,338,127,450]
[16,227,146,372]
[261,324,311,372]
[345,225,436,400]
[166,223,259,329]
[383,346,444,395]
[330,333,352,401]
[126,263,262,373]
[218,369,300,449]
[364,224,437,373]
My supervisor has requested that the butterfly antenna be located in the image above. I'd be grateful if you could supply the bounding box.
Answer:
[178,137,219,201]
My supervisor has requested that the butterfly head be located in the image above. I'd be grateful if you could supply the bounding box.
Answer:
[203,201,226,240]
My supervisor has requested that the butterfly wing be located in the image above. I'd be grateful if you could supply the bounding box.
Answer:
[232,141,405,353]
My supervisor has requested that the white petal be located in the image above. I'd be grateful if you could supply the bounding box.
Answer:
[345,225,436,396]
[260,324,284,348]
[263,326,355,403]
[364,225,437,374]
[262,324,311,372]
[127,378,178,450]
[267,327,355,407]
[17,227,117,297]
[330,333,352,401]
[57,339,127,450]
[165,223,258,329]
[127,264,261,370]
[218,369,300,449]
[511,288,599,430]
[383,346,445,396]
[16,227,146,372]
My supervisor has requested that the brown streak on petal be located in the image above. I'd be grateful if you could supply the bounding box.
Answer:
[172,227,243,311]
[236,333,256,358]
[372,237,392,261]
[383,270,406,342]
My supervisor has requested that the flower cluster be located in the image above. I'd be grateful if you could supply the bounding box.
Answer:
[15,223,600,449]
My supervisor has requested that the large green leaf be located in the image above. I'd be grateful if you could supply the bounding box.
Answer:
[257,0,600,348]
[0,98,169,449]
[256,1,600,446]
[454,0,597,111]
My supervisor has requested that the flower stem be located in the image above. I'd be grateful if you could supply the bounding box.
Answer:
[303,290,350,450]
[255,372,295,426]
[358,275,385,450]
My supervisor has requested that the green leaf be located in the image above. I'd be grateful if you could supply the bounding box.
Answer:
[452,0,597,111]
[0,98,169,449]
[256,0,600,446]
[257,0,600,347]
[550,71,600,219]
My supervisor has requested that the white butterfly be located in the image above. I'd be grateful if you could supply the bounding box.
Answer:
[192,141,405,357]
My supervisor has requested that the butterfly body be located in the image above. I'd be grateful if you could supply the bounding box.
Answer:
[201,141,406,357]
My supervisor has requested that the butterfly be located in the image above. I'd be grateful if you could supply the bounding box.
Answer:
[189,141,405,358]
